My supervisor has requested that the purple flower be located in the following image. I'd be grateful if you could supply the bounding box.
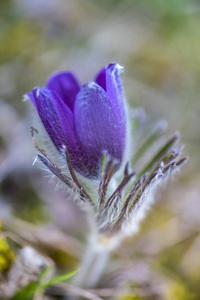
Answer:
[28,63,127,178]
[28,63,186,238]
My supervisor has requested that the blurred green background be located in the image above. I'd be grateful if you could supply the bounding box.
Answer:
[0,0,200,299]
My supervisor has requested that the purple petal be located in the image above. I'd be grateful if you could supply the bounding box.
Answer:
[106,63,124,111]
[30,88,82,161]
[74,82,126,174]
[31,88,76,150]
[96,64,127,140]
[29,88,98,178]
[46,72,81,112]
[95,67,106,91]
[106,63,127,139]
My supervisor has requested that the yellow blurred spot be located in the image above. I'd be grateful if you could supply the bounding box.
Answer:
[0,221,15,272]
[118,296,141,300]
[167,281,197,300]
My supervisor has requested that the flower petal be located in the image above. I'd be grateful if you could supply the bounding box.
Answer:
[30,88,98,178]
[106,63,127,138]
[31,88,79,153]
[74,82,126,175]
[96,64,127,139]
[106,63,125,112]
[95,67,106,91]
[46,72,80,112]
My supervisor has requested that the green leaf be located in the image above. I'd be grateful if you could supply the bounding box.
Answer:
[12,268,79,300]
[37,268,79,291]
[138,133,178,177]
[131,123,166,167]
[11,282,38,300]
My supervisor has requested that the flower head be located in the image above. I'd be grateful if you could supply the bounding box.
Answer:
[28,63,127,179]
[28,63,186,242]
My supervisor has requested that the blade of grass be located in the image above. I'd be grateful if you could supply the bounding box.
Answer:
[138,133,179,177]
[132,121,167,167]
[35,268,79,295]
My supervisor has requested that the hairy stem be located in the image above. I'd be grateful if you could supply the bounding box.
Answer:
[75,244,110,289]
[70,233,116,300]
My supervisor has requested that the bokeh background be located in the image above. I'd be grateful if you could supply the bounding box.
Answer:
[0,0,200,299]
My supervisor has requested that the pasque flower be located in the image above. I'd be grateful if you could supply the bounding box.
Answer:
[28,63,186,239]
[28,63,127,179]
